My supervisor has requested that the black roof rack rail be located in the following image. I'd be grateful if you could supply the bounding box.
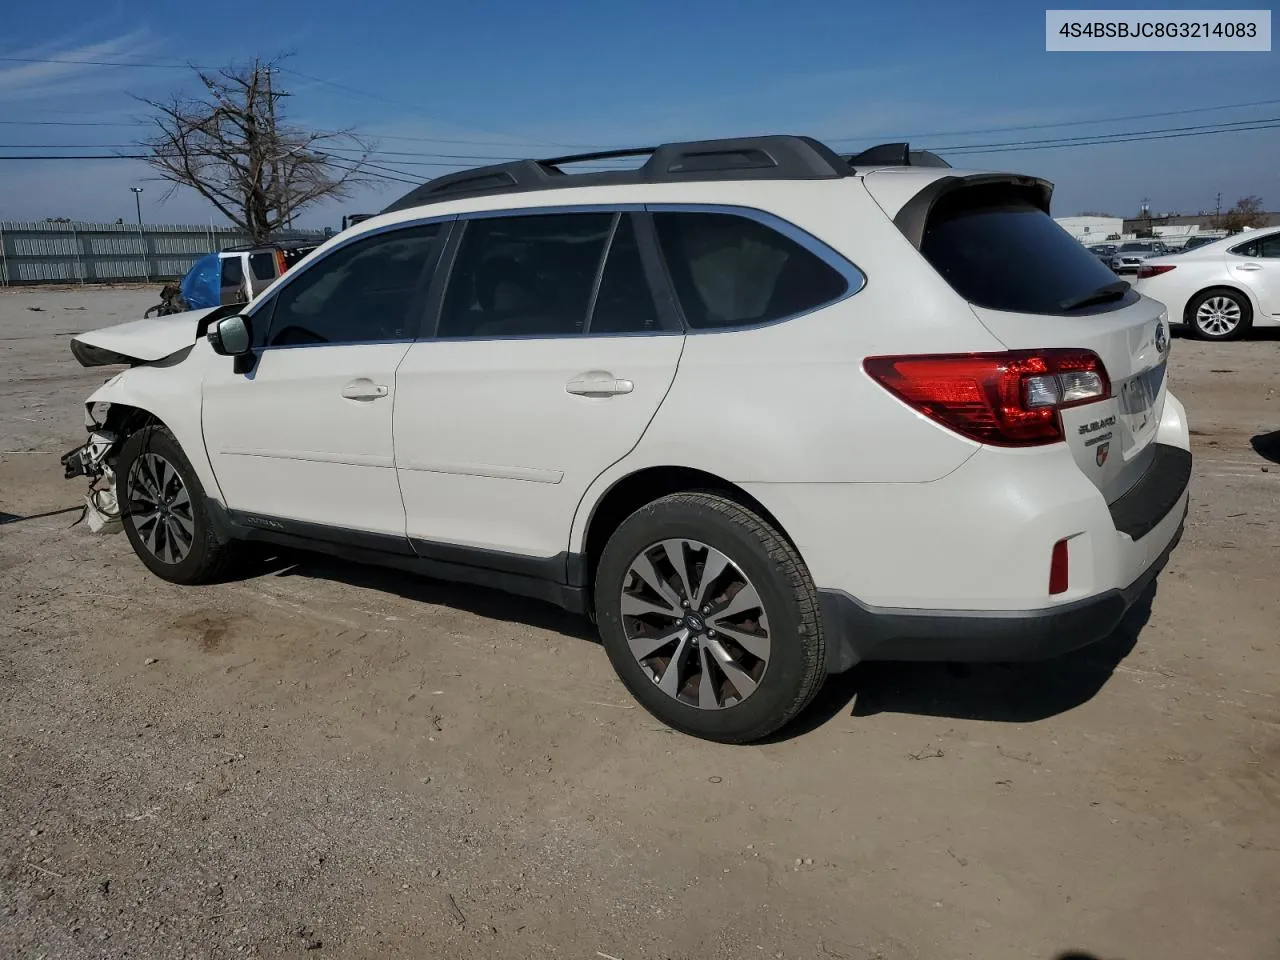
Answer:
[379,134,856,214]
[844,142,952,170]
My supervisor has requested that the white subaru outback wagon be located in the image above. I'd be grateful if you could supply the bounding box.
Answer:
[62,136,1191,743]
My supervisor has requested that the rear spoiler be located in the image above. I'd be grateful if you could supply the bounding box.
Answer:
[890,173,1055,249]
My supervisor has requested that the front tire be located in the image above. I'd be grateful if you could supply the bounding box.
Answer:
[593,492,826,743]
[1188,288,1252,341]
[116,425,233,584]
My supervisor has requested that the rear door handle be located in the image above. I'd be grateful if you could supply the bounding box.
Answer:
[1237,262,1262,271]
[565,373,634,397]
[341,379,389,401]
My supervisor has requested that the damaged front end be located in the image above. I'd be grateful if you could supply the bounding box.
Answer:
[60,430,123,534]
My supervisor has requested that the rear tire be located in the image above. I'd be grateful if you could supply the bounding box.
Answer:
[116,425,234,585]
[593,491,825,743]
[1188,288,1251,341]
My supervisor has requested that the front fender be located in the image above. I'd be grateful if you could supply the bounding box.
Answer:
[83,346,224,505]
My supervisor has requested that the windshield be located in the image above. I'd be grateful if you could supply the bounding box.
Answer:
[1119,243,1153,252]
[918,184,1135,315]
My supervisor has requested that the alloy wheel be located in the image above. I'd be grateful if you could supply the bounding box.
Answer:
[126,453,195,564]
[1196,296,1242,337]
[620,539,771,710]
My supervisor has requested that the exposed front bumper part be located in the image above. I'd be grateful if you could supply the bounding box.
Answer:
[820,501,1187,673]
[61,430,118,480]
[60,430,123,534]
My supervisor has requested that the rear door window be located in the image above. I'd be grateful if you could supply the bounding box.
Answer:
[920,185,1136,315]
[653,211,849,329]
[587,215,663,335]
[436,213,614,338]
[1231,233,1280,258]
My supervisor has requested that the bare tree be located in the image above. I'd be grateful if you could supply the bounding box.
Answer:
[1220,195,1268,234]
[138,58,374,243]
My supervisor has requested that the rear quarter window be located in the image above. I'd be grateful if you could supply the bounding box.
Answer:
[653,211,850,329]
[920,185,1135,315]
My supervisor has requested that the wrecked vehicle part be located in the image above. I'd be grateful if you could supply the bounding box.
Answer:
[62,308,236,526]
[61,430,123,535]
[67,302,239,368]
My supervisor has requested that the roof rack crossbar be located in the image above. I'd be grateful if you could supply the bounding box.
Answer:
[540,146,658,166]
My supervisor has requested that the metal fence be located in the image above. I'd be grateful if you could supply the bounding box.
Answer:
[0,221,328,286]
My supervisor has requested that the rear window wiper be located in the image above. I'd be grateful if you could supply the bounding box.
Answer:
[1059,279,1130,312]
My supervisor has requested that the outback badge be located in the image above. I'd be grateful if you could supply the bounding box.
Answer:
[1096,442,1110,467]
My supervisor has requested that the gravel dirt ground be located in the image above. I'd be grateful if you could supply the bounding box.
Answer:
[2,284,1278,960]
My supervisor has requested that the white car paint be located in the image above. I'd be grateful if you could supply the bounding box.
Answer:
[71,308,218,363]
[1134,227,1280,335]
[202,342,414,535]
[66,157,1189,651]
[394,333,684,559]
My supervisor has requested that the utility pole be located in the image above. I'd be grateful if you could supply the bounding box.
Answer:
[265,63,280,235]
[130,186,144,225]
[1215,192,1222,227]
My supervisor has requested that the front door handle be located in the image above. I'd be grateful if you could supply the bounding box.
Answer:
[1237,262,1262,271]
[566,373,634,397]
[342,379,389,401]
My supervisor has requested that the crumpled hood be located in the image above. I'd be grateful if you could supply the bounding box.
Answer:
[69,308,218,367]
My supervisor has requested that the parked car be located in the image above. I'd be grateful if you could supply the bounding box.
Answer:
[1110,240,1169,274]
[214,241,319,305]
[1173,235,1219,254]
[1133,228,1280,340]
[1087,243,1118,267]
[59,134,1191,743]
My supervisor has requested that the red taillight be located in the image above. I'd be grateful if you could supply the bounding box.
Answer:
[1049,539,1069,595]
[1136,264,1175,279]
[275,249,289,275]
[863,350,1111,446]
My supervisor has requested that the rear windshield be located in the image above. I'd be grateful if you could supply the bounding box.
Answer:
[920,185,1134,315]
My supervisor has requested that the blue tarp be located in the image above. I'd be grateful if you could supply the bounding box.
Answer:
[180,253,221,310]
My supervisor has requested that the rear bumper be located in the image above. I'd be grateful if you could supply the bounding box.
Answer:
[820,500,1185,670]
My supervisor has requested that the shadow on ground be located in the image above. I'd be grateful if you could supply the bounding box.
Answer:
[245,547,596,641]
[777,580,1158,738]
[230,545,1156,739]
[1250,429,1280,464]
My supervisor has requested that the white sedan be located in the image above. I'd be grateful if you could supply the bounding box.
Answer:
[1133,228,1280,340]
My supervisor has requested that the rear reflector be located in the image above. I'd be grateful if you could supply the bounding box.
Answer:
[1136,264,1176,279]
[864,350,1110,446]
[1049,539,1069,595]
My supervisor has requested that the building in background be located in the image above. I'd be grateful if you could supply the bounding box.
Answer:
[1054,216,1124,244]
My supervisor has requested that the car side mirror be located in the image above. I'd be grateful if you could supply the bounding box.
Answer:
[208,315,252,356]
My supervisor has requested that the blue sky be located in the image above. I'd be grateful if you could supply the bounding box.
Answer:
[1,0,1277,228]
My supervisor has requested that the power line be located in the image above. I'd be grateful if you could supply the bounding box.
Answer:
[16,113,1275,163]
[4,114,1279,165]
[0,119,146,127]
[936,116,1280,153]
[277,66,579,150]
[0,56,188,69]
[939,120,1280,155]
[4,85,1280,154]
[0,154,150,160]
[827,97,1280,144]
